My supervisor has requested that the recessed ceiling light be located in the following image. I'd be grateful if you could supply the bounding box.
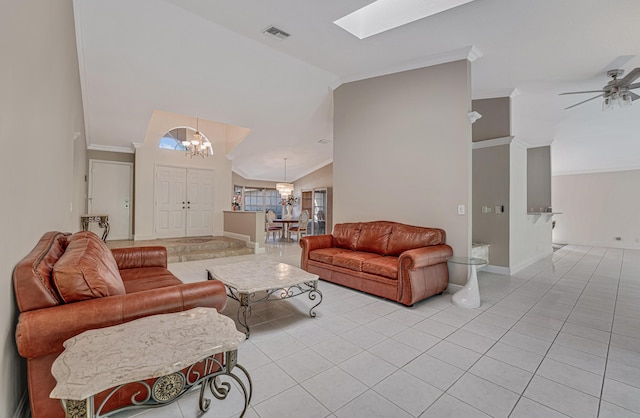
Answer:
[334,0,478,39]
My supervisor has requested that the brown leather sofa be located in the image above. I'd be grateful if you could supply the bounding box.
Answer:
[300,221,453,306]
[14,231,227,418]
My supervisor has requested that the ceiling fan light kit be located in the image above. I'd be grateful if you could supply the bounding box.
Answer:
[561,68,640,110]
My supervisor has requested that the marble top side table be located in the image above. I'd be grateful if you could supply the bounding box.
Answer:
[50,307,251,418]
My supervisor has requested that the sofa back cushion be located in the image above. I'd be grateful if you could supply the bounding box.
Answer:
[355,222,393,254]
[386,224,446,256]
[52,231,126,303]
[13,231,68,312]
[332,223,362,250]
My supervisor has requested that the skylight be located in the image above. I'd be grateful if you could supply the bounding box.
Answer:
[334,0,478,39]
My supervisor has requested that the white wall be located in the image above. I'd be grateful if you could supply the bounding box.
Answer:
[510,141,553,271]
[333,61,472,284]
[134,110,233,240]
[0,0,85,415]
[553,170,640,249]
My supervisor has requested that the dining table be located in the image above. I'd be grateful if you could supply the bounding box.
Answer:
[271,218,298,241]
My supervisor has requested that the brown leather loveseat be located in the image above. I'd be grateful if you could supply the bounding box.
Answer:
[14,231,227,418]
[300,221,453,306]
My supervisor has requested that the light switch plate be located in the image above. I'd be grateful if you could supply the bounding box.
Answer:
[458,205,465,215]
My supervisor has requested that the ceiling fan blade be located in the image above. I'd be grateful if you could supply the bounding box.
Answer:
[620,68,640,85]
[629,82,640,90]
[630,92,640,101]
[559,90,604,95]
[564,94,603,110]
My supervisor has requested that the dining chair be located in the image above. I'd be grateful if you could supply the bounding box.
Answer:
[265,210,282,241]
[289,210,309,241]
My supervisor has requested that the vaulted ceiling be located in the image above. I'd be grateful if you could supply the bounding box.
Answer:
[74,0,640,180]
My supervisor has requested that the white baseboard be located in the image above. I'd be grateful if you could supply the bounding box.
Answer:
[481,264,511,275]
[133,233,155,241]
[510,249,553,275]
[562,240,640,250]
[13,390,29,418]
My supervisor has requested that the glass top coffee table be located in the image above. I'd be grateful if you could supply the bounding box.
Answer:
[207,260,322,338]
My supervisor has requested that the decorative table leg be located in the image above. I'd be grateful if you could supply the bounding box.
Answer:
[451,264,481,308]
[98,217,110,242]
[62,398,93,418]
[200,350,253,418]
[308,281,323,318]
[238,293,252,338]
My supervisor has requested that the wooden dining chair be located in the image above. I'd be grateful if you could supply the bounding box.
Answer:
[289,210,309,241]
[265,210,282,241]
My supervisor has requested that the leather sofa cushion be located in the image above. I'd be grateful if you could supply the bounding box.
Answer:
[120,267,183,293]
[333,223,362,250]
[356,222,393,254]
[52,232,126,303]
[387,224,446,256]
[362,256,399,280]
[333,252,381,271]
[309,248,350,264]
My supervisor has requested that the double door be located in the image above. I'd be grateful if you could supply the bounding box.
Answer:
[155,166,214,238]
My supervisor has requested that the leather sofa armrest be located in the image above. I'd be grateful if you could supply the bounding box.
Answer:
[16,281,226,359]
[299,235,333,270]
[399,245,453,270]
[111,246,167,269]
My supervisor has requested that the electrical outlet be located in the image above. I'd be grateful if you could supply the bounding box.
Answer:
[458,205,465,215]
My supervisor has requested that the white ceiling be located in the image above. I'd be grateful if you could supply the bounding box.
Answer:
[74,0,640,180]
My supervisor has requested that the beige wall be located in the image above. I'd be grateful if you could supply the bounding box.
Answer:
[333,61,473,284]
[473,145,510,267]
[134,110,233,240]
[0,0,86,415]
[223,210,265,243]
[553,170,640,249]
[472,97,511,142]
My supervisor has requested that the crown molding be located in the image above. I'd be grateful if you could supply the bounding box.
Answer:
[88,144,135,154]
[132,142,144,149]
[337,45,483,87]
[472,88,520,100]
[472,136,513,149]
[553,165,640,176]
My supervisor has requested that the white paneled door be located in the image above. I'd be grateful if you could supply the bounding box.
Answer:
[155,166,213,238]
[88,160,133,240]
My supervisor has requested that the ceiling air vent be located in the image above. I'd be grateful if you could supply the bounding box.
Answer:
[262,25,290,41]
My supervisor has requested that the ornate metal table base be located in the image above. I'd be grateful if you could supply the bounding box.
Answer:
[61,350,252,418]
[208,270,323,338]
[80,214,110,242]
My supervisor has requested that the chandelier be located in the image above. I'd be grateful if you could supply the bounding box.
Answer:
[276,158,294,198]
[182,118,212,158]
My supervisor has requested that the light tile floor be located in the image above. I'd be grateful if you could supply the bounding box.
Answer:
[114,242,640,417]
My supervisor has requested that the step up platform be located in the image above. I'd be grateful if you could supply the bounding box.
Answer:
[107,236,254,263]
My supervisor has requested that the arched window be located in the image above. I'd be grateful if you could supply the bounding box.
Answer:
[159,127,190,151]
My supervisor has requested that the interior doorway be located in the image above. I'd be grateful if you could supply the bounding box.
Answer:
[88,160,133,240]
[155,166,214,238]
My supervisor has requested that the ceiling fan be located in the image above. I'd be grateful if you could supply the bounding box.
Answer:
[560,68,640,110]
